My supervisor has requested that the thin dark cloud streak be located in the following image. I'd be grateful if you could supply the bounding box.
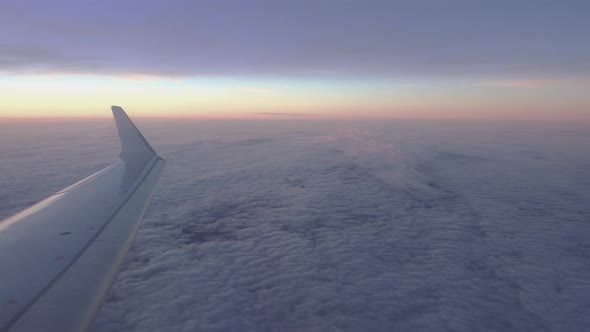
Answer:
[1,0,589,79]
[253,112,321,117]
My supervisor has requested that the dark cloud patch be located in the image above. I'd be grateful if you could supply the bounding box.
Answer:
[0,43,106,74]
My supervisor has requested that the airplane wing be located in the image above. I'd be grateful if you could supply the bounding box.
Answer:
[0,106,165,332]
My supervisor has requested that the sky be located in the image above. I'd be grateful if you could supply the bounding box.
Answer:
[0,0,589,119]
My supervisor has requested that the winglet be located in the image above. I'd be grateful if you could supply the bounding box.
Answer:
[111,106,157,162]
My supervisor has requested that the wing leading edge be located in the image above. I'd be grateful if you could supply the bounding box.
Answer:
[0,106,165,332]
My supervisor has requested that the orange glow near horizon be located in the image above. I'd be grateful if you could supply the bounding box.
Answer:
[0,74,589,121]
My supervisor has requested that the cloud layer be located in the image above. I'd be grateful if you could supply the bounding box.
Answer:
[2,119,590,331]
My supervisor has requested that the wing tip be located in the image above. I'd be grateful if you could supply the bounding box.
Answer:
[110,106,157,160]
[111,105,125,116]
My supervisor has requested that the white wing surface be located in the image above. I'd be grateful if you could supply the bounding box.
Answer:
[0,106,165,332]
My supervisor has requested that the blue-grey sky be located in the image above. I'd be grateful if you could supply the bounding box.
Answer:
[0,0,589,118]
